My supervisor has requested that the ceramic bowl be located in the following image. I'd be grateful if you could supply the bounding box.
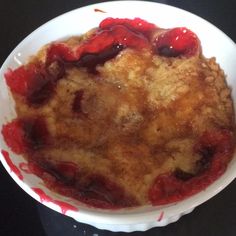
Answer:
[0,1,236,232]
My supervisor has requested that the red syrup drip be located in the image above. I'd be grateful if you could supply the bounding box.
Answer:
[1,150,23,180]
[52,200,78,214]
[31,187,78,214]
[157,211,164,222]
[149,130,234,205]
[32,187,52,202]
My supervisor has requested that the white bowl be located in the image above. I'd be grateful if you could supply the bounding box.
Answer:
[0,1,236,232]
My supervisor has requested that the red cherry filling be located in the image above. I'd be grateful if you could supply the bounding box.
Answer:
[154,27,199,57]
[194,129,234,177]
[5,63,64,106]
[149,173,183,205]
[5,65,39,96]
[76,25,150,58]
[1,120,27,154]
[54,162,78,183]
[46,23,150,74]
[149,130,234,205]
[46,43,76,65]
[1,118,49,154]
[99,17,156,36]
[29,158,137,209]
[75,174,138,208]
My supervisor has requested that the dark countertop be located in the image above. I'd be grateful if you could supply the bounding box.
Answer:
[0,1,236,235]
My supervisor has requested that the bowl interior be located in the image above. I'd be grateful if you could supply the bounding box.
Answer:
[0,0,236,226]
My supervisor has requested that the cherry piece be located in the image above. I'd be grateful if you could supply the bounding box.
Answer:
[154,27,199,57]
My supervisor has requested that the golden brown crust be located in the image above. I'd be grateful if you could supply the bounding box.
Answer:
[13,36,234,205]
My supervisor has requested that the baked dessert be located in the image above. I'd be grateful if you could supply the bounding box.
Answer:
[2,18,235,209]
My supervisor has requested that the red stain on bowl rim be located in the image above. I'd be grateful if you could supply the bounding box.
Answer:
[94,8,106,13]
[53,200,78,214]
[32,187,52,202]
[1,149,23,180]
[19,162,32,174]
[32,187,78,214]
[157,211,164,222]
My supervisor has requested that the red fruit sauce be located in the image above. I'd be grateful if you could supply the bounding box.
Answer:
[1,150,23,180]
[1,118,49,154]
[47,170,137,209]
[99,17,156,36]
[19,159,137,209]
[5,63,62,106]
[149,130,234,205]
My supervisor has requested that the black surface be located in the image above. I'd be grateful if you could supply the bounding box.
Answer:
[1,0,236,235]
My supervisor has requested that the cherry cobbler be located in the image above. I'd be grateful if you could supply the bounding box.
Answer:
[2,18,235,209]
